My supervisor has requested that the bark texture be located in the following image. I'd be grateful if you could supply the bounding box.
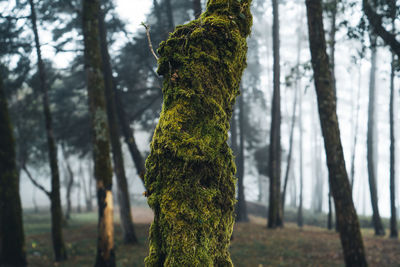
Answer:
[82,0,115,265]
[98,8,138,245]
[0,73,27,267]
[305,0,368,266]
[268,0,282,229]
[28,0,67,261]
[144,0,252,265]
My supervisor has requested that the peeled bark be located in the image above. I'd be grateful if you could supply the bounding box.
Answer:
[305,0,367,265]
[268,0,282,229]
[236,95,248,222]
[82,0,115,265]
[28,0,67,261]
[98,8,138,245]
[367,34,385,236]
[0,72,27,267]
[144,0,252,264]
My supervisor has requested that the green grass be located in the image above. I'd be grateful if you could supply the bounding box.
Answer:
[24,212,400,267]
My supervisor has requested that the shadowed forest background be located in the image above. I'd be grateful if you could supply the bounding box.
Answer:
[1,0,400,266]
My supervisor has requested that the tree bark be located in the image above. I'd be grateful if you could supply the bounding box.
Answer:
[305,1,368,266]
[0,72,27,267]
[28,0,67,261]
[236,94,248,222]
[144,0,252,264]
[82,0,115,265]
[367,33,385,236]
[268,0,282,229]
[98,7,138,245]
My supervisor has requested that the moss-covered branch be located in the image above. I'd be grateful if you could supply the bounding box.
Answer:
[144,0,252,265]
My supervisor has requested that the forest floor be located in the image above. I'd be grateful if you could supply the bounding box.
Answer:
[25,207,400,267]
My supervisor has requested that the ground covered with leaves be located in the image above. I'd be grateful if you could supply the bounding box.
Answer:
[24,210,400,266]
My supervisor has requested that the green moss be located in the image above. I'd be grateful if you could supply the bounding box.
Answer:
[144,0,252,266]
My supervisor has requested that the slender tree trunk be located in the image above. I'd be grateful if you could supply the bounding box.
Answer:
[114,92,146,183]
[28,0,67,261]
[144,1,252,264]
[268,0,282,229]
[0,72,27,267]
[82,0,115,265]
[98,8,138,245]
[305,1,368,266]
[389,49,397,238]
[165,0,175,31]
[297,75,303,228]
[350,65,362,190]
[62,146,74,220]
[193,0,202,19]
[367,33,385,236]
[328,0,337,99]
[281,86,297,215]
[236,94,248,222]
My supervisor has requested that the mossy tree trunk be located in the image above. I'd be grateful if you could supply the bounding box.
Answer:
[144,0,253,265]
[0,72,27,267]
[28,0,67,261]
[98,8,138,245]
[367,33,385,236]
[305,0,368,266]
[267,0,282,229]
[236,94,248,222]
[82,0,115,265]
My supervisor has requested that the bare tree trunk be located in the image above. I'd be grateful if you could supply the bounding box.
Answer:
[305,1,367,265]
[193,0,202,19]
[367,33,385,236]
[0,72,27,267]
[389,42,398,239]
[62,146,74,220]
[82,0,115,265]
[236,94,248,222]
[28,0,67,261]
[144,1,252,264]
[268,0,282,228]
[297,75,303,228]
[281,86,297,216]
[98,7,138,245]
[350,64,362,190]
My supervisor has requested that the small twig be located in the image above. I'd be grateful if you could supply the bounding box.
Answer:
[141,22,159,61]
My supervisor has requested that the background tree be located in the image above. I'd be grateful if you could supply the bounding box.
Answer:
[268,0,282,228]
[305,0,367,265]
[0,71,27,267]
[28,0,67,260]
[82,0,115,265]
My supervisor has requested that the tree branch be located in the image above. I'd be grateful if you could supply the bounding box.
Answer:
[141,23,159,61]
[22,165,51,198]
[363,0,400,57]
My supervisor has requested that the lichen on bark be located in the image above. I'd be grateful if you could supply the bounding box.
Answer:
[144,0,252,265]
